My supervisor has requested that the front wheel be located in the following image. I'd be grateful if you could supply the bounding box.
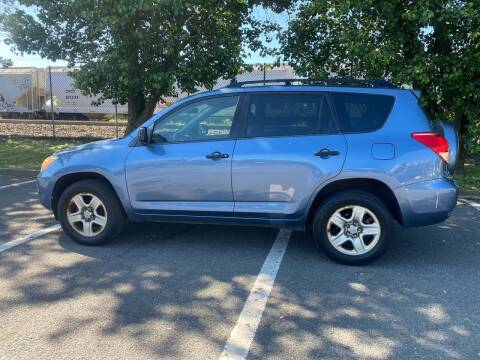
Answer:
[57,179,126,245]
[312,191,392,265]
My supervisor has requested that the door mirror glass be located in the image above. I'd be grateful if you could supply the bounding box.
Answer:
[138,127,150,144]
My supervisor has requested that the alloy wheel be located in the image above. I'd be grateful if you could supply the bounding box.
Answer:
[326,205,381,256]
[67,193,108,237]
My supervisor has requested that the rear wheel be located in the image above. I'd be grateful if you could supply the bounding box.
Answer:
[58,179,126,245]
[312,191,392,265]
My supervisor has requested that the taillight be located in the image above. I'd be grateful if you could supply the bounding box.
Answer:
[412,132,450,163]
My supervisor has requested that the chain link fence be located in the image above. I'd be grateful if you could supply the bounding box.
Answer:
[0,64,295,140]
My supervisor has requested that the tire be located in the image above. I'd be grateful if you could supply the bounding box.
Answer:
[57,179,126,245]
[312,191,392,265]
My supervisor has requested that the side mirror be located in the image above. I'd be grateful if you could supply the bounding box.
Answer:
[138,127,150,144]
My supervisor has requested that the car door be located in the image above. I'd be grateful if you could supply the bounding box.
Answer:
[125,95,241,214]
[232,92,347,218]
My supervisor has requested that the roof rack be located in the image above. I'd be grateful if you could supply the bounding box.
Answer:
[227,78,396,89]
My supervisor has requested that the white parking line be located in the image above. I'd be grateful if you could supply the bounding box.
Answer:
[219,229,291,360]
[0,179,36,190]
[0,225,61,254]
[462,198,480,211]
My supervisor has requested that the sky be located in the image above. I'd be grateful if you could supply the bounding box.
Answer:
[0,6,289,68]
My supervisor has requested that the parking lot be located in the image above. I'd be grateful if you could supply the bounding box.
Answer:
[1,168,479,360]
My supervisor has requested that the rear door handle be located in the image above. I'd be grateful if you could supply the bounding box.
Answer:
[206,151,229,160]
[314,148,340,159]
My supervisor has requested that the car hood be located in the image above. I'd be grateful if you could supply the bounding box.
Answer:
[56,138,124,156]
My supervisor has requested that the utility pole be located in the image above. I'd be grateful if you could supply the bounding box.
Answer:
[48,66,56,139]
[114,101,119,138]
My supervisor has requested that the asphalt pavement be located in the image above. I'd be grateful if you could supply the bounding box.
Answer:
[0,169,479,360]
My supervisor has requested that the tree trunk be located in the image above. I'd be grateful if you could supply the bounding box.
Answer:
[125,93,158,135]
[455,113,468,170]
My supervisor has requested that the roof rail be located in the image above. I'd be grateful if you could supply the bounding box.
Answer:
[227,78,396,89]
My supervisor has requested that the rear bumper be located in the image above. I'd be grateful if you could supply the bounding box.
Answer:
[394,178,458,227]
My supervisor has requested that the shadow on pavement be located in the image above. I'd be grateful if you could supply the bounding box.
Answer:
[0,168,37,187]
[0,222,277,359]
[0,180,57,244]
[0,191,479,359]
[251,202,480,359]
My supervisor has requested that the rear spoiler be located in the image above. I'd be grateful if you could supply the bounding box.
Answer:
[410,89,422,99]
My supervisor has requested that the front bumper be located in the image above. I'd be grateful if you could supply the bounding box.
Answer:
[37,174,55,210]
[394,178,459,227]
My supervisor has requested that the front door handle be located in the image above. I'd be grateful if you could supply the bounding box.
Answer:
[206,151,229,160]
[314,148,340,159]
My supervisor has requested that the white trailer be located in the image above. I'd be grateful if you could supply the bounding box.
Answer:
[0,67,128,119]
[45,68,128,117]
[0,67,38,114]
[1,64,296,119]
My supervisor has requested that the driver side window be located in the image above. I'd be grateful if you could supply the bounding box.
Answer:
[152,96,239,143]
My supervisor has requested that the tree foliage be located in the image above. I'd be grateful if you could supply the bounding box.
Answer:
[0,56,12,67]
[281,0,480,161]
[4,0,290,132]
[0,0,13,67]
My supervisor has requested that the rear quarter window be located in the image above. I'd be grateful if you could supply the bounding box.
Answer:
[331,92,395,133]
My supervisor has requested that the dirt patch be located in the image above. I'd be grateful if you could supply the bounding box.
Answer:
[0,122,126,139]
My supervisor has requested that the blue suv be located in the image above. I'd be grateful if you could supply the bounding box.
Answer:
[38,79,459,264]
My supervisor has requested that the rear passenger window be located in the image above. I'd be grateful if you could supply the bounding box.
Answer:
[331,93,394,133]
[245,94,337,138]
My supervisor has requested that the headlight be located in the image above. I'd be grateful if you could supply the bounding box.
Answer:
[41,155,58,171]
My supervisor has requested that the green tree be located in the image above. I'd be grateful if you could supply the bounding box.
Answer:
[0,56,12,67]
[0,0,13,67]
[3,0,289,133]
[281,0,480,165]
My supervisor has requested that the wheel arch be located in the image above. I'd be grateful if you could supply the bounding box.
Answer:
[306,178,403,227]
[51,172,126,218]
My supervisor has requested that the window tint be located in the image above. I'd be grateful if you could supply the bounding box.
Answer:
[245,94,336,138]
[152,96,239,143]
[330,93,394,133]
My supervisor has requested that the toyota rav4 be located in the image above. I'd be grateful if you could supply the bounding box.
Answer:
[38,78,459,265]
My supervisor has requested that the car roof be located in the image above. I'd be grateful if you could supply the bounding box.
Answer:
[147,83,415,129]
[179,85,409,103]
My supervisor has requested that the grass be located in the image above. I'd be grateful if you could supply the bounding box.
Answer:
[455,160,480,191]
[106,114,128,123]
[0,137,479,192]
[0,138,84,169]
